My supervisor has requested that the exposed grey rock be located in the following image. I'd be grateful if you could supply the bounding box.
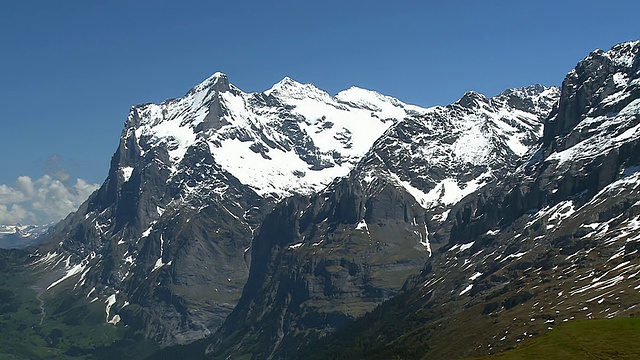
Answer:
[292,40,640,360]
[33,71,426,346]
[199,84,559,358]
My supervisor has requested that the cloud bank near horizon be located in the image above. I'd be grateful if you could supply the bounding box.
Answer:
[0,169,99,226]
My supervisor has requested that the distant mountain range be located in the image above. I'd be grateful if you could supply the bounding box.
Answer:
[0,224,49,249]
[0,40,638,360]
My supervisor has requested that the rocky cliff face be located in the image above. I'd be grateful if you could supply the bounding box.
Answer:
[200,84,559,359]
[33,73,426,345]
[298,41,640,360]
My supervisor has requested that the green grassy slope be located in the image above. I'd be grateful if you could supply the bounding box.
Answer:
[470,317,640,360]
[0,250,159,360]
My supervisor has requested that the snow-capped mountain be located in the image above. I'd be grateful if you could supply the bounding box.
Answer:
[198,85,559,358]
[129,73,423,199]
[32,73,427,345]
[356,84,559,222]
[0,224,49,249]
[291,40,640,359]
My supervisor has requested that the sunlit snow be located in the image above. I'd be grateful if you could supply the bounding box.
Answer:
[131,74,427,199]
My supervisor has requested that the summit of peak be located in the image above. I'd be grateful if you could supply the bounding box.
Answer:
[461,90,485,98]
[578,40,639,70]
[204,71,231,92]
[517,83,548,95]
[456,90,487,108]
[335,86,411,112]
[278,76,299,84]
[186,71,232,95]
[336,86,379,97]
[604,40,639,67]
[601,40,640,56]
[210,71,227,79]
[499,84,559,99]
[264,76,325,99]
[269,76,305,90]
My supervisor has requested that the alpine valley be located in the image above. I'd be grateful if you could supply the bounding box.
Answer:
[0,40,638,360]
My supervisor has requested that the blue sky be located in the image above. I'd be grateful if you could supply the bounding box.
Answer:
[0,0,639,225]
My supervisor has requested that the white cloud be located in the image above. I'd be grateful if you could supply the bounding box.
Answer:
[0,204,36,224]
[0,174,100,226]
[16,176,35,197]
[0,183,28,203]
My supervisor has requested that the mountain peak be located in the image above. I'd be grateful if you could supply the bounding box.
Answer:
[264,76,327,100]
[500,84,552,97]
[495,84,560,116]
[544,40,639,145]
[185,71,232,97]
[335,86,408,111]
[265,76,303,94]
[336,86,386,100]
[203,71,231,93]
[209,71,227,79]
[577,40,639,73]
[604,40,639,67]
[277,76,298,85]
[456,90,488,108]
